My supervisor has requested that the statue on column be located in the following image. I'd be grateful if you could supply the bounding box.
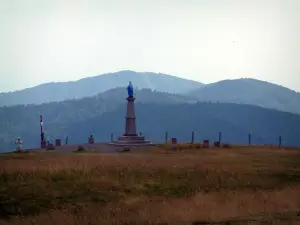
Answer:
[127,81,134,98]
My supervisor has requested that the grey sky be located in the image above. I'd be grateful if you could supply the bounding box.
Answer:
[0,0,299,92]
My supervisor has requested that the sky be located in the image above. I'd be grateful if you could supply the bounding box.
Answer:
[0,0,299,92]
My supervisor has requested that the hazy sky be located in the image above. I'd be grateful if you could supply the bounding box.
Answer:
[0,0,299,92]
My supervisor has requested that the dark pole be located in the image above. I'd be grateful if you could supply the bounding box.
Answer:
[218,132,222,143]
[165,131,168,144]
[248,133,251,146]
[279,136,282,148]
[191,131,195,144]
[111,133,114,142]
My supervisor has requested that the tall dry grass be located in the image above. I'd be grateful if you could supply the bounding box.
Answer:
[0,147,300,225]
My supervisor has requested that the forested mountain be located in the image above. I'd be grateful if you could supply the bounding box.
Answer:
[2,70,299,116]
[186,78,300,114]
[1,87,300,152]
[0,88,196,152]
[0,70,203,106]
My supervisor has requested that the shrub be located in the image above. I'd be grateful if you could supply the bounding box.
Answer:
[77,145,85,152]
[222,143,231,148]
[46,145,55,151]
[121,147,131,152]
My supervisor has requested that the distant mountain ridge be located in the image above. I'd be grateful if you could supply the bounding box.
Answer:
[1,71,299,115]
[0,70,203,106]
[186,78,300,114]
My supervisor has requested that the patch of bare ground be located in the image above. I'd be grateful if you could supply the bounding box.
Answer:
[1,147,300,224]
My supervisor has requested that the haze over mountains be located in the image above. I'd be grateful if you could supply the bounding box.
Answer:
[0,70,299,114]
[0,71,203,106]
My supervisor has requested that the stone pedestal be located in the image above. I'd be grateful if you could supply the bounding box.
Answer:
[55,139,61,146]
[41,140,47,148]
[110,97,151,146]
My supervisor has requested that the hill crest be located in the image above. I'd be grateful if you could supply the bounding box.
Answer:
[0,70,203,106]
[187,78,300,114]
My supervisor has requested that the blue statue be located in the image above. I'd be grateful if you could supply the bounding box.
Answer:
[127,81,134,98]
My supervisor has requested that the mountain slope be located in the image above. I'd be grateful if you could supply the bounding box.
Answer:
[0,88,196,152]
[0,70,203,106]
[67,102,299,146]
[187,78,300,114]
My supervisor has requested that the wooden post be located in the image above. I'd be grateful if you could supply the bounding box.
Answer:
[111,133,114,142]
[171,138,177,150]
[279,136,282,148]
[248,133,251,146]
[165,131,168,144]
[218,132,222,143]
[191,131,195,144]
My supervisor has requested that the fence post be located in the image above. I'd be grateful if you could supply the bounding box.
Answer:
[278,136,282,148]
[165,131,168,144]
[191,131,195,144]
[111,133,114,142]
[218,132,222,143]
[248,133,251,146]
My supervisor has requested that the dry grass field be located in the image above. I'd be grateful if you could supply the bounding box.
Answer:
[1,145,300,225]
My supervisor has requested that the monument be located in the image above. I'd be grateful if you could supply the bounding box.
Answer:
[40,115,47,148]
[109,82,151,146]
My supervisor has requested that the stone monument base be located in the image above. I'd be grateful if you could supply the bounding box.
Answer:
[109,135,151,146]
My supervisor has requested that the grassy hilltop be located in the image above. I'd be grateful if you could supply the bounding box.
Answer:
[1,146,300,225]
